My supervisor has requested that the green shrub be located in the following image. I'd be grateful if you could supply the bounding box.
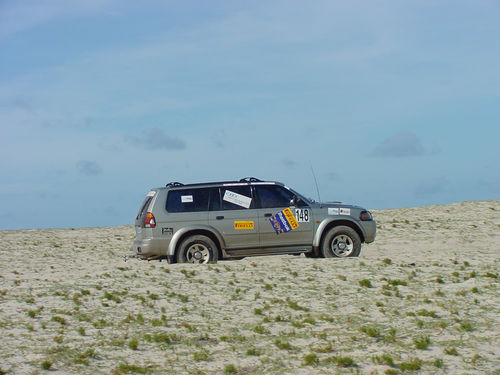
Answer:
[413,335,431,350]
[303,353,319,366]
[224,364,237,374]
[359,279,372,288]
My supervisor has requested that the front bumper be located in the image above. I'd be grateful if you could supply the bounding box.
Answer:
[362,220,377,243]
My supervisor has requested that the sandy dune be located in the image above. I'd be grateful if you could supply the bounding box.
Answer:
[1,200,499,374]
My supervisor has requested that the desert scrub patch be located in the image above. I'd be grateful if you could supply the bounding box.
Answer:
[246,347,262,356]
[286,298,309,311]
[386,279,408,287]
[398,358,422,371]
[360,326,380,338]
[359,279,372,288]
[151,315,168,327]
[74,349,98,365]
[93,318,111,328]
[413,335,431,350]
[128,338,139,350]
[144,332,179,346]
[177,321,197,332]
[224,364,237,374]
[324,356,357,368]
[193,350,211,361]
[372,354,395,367]
[51,315,67,325]
[253,324,270,334]
[27,308,42,318]
[459,321,473,332]
[41,360,53,370]
[103,290,121,304]
[303,353,319,366]
[117,362,152,374]
[274,338,293,350]
[416,309,438,318]
[433,358,444,368]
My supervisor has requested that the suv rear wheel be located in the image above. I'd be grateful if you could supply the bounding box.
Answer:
[177,235,219,264]
[321,226,361,258]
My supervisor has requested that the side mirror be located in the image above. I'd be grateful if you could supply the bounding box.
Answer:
[290,195,299,207]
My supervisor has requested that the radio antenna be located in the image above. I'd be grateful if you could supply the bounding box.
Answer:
[309,162,322,203]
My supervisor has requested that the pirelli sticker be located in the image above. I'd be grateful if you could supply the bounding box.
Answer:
[234,221,255,230]
[269,208,299,235]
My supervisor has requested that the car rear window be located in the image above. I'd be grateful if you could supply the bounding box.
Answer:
[136,196,153,220]
[166,188,211,212]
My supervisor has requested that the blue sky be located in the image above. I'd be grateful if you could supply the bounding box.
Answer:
[1,0,499,230]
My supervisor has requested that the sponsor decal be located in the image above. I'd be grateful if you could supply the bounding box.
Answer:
[340,208,351,215]
[146,191,156,197]
[162,227,173,235]
[223,190,252,208]
[328,207,351,216]
[234,221,255,230]
[328,207,339,215]
[181,195,193,203]
[269,208,299,234]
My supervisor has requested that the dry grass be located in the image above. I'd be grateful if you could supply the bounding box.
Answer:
[0,200,499,374]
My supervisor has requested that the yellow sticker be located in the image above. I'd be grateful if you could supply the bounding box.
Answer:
[282,208,299,229]
[234,221,255,230]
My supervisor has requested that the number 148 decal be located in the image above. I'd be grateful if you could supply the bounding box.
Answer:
[294,209,310,222]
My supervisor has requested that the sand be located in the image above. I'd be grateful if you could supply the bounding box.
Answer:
[0,200,499,374]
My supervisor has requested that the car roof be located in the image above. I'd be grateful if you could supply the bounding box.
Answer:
[159,178,283,190]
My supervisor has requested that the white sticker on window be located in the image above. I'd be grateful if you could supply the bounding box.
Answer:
[223,190,252,208]
[340,208,351,215]
[328,207,339,215]
[181,195,193,203]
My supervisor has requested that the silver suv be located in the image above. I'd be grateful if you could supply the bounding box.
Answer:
[132,178,376,263]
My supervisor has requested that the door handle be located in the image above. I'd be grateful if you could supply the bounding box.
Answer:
[216,216,224,220]
[264,213,272,217]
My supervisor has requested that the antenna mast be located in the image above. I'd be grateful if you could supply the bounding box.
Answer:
[309,162,321,203]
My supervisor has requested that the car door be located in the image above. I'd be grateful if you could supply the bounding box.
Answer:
[208,185,259,249]
[254,184,314,248]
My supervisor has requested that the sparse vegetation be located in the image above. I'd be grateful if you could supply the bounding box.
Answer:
[1,201,499,374]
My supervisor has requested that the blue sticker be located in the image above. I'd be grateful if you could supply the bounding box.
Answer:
[269,209,296,235]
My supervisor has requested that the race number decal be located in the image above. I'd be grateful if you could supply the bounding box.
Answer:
[294,209,310,222]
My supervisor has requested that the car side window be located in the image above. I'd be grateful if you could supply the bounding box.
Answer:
[166,188,210,212]
[256,185,294,208]
[209,187,222,211]
[220,186,253,210]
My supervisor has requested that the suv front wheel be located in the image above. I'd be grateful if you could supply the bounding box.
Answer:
[321,226,361,258]
[177,235,219,264]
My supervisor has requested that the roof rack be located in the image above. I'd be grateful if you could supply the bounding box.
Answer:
[166,182,184,187]
[239,177,262,183]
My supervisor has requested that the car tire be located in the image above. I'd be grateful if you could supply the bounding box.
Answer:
[177,235,219,264]
[321,226,361,258]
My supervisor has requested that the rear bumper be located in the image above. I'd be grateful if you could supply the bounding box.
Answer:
[132,238,167,256]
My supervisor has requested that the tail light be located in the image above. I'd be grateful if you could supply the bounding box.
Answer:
[144,212,156,228]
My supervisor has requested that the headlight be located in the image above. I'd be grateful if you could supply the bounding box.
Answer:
[359,210,372,221]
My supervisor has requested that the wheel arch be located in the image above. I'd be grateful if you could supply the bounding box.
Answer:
[314,219,365,249]
[167,226,225,263]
